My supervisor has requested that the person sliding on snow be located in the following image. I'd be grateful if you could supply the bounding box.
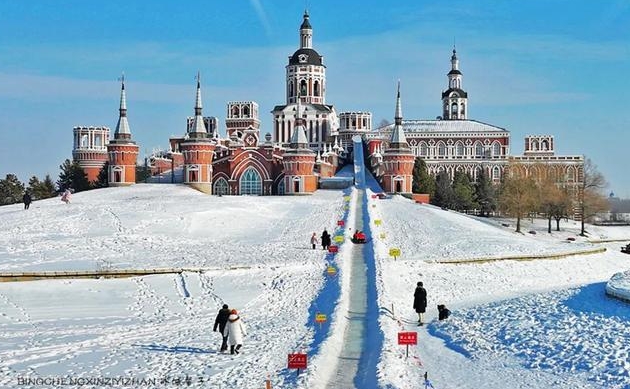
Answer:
[223,309,247,355]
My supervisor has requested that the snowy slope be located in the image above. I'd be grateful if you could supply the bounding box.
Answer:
[0,184,346,388]
[2,183,630,389]
[368,189,630,389]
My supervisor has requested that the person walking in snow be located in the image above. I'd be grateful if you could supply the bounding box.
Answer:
[213,304,231,352]
[321,229,331,250]
[310,232,318,249]
[60,189,72,204]
[223,309,247,355]
[22,192,32,210]
[413,281,427,326]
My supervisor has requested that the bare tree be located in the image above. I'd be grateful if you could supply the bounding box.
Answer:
[536,166,572,233]
[578,158,609,236]
[499,164,538,233]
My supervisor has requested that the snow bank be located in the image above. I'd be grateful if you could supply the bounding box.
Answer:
[607,270,630,302]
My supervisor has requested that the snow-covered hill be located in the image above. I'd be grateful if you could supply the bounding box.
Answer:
[1,184,630,389]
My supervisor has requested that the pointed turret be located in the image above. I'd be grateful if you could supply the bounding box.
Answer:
[389,81,409,149]
[189,72,207,137]
[382,81,414,194]
[180,72,216,194]
[114,74,131,140]
[107,74,139,186]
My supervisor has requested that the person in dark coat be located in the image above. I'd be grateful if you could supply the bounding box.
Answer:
[22,192,32,210]
[213,304,231,352]
[321,229,331,250]
[437,304,451,321]
[413,281,427,325]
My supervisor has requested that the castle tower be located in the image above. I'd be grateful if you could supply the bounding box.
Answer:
[107,75,139,186]
[382,82,415,194]
[441,47,468,120]
[180,73,216,194]
[272,10,338,149]
[282,98,317,194]
[72,126,109,182]
[226,101,260,146]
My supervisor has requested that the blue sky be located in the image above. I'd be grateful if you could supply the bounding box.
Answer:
[0,0,628,196]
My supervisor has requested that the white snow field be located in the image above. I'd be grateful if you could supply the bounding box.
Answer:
[368,190,630,389]
[0,185,346,388]
[1,183,630,388]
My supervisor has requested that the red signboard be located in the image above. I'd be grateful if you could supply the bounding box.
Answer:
[337,220,345,226]
[398,331,418,345]
[328,245,338,253]
[288,353,307,369]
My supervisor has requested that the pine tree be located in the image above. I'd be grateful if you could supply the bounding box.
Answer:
[136,162,151,184]
[40,175,58,198]
[0,174,26,205]
[474,169,496,216]
[94,162,109,188]
[411,158,436,196]
[432,171,454,208]
[452,171,475,211]
[27,175,57,200]
[57,159,90,192]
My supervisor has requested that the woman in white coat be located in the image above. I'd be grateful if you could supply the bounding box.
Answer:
[223,309,247,354]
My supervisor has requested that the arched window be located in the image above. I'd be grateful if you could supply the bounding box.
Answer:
[531,140,539,151]
[213,178,229,196]
[492,166,500,180]
[300,80,307,97]
[243,105,250,117]
[566,166,576,183]
[419,142,428,156]
[277,179,285,195]
[240,167,262,195]
[455,141,464,156]
[289,81,294,98]
[81,134,89,148]
[474,142,484,157]
[541,140,549,151]
[314,81,320,96]
[492,142,501,157]
[231,106,239,117]
[437,141,446,156]
[460,103,465,116]
[451,103,458,114]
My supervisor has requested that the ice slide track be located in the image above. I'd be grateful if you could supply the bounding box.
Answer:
[322,139,383,389]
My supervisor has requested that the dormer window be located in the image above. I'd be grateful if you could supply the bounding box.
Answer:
[298,54,308,63]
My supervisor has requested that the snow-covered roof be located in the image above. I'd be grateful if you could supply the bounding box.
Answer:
[376,119,509,135]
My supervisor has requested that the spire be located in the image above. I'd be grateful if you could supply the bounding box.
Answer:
[190,72,207,136]
[299,10,313,48]
[395,80,402,126]
[389,82,408,148]
[290,94,309,147]
[451,46,459,71]
[114,73,131,138]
